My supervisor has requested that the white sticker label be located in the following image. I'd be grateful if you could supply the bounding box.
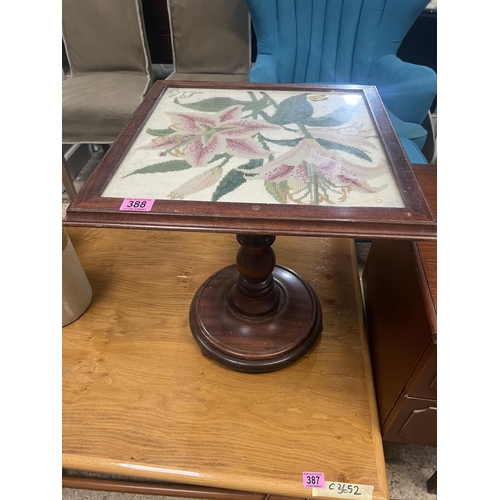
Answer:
[312,481,374,499]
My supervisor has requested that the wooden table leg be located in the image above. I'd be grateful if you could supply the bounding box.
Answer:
[62,155,78,200]
[189,234,323,373]
[427,471,437,494]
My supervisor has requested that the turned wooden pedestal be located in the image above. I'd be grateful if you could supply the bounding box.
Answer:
[190,234,322,372]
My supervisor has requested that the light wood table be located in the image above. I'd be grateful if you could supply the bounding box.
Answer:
[62,227,389,500]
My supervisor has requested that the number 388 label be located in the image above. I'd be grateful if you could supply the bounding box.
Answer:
[119,198,155,212]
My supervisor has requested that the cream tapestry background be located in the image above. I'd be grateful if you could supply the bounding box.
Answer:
[102,88,404,208]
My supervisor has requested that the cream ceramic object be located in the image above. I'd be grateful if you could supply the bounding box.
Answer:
[62,228,92,326]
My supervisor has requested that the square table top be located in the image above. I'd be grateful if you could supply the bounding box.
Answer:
[62,227,389,500]
[102,87,403,207]
[64,81,436,241]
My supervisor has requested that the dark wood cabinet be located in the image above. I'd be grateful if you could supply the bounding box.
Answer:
[362,165,437,447]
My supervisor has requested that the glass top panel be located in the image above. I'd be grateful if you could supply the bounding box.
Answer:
[102,88,404,208]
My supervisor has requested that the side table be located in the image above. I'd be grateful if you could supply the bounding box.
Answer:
[62,228,390,500]
[64,80,436,374]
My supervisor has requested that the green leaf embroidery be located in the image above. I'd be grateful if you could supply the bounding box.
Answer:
[123,160,192,177]
[259,136,303,147]
[314,138,372,162]
[267,94,314,125]
[209,153,231,163]
[146,127,176,136]
[211,169,247,201]
[174,97,247,113]
[237,158,264,170]
[255,133,272,151]
[208,153,232,168]
[265,180,288,204]
[303,107,354,128]
[241,94,271,115]
[259,91,279,108]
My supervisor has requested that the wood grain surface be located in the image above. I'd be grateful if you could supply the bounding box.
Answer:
[413,164,437,313]
[62,228,389,499]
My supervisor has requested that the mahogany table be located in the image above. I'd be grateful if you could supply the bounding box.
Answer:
[64,80,436,373]
[62,228,389,500]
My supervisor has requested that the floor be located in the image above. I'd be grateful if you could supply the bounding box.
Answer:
[62,146,437,500]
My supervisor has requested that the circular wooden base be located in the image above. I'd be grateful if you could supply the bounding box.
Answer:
[189,265,323,373]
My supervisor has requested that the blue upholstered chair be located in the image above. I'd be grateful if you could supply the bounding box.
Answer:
[244,0,436,163]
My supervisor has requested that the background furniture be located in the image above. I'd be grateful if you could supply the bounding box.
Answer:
[61,155,77,201]
[398,5,437,163]
[62,0,153,199]
[62,228,389,499]
[141,0,173,64]
[362,164,437,447]
[166,0,251,82]
[398,6,437,110]
[244,0,437,164]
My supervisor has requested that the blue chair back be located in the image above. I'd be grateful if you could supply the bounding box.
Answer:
[247,0,428,84]
[245,0,436,163]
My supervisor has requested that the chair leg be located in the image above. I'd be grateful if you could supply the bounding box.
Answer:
[421,111,437,164]
[427,471,437,494]
[62,154,78,200]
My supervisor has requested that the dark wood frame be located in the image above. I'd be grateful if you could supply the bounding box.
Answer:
[64,81,436,241]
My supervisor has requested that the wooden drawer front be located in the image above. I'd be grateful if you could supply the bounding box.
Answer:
[382,396,436,447]
[407,347,437,400]
[362,240,434,422]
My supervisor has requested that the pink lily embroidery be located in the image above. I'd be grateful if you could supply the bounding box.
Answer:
[253,138,385,205]
[142,106,280,168]
[169,166,223,199]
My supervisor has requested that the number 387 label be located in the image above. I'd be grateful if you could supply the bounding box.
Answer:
[119,198,155,212]
[303,472,325,488]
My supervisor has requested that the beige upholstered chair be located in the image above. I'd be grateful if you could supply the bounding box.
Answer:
[62,0,153,199]
[166,0,251,82]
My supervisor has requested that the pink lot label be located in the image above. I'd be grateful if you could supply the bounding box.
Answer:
[119,198,155,212]
[303,472,325,488]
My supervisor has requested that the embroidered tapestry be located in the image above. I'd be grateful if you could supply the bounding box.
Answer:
[102,88,404,208]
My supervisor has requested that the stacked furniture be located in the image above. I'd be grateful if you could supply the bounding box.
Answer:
[62,0,153,199]
[166,0,251,82]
